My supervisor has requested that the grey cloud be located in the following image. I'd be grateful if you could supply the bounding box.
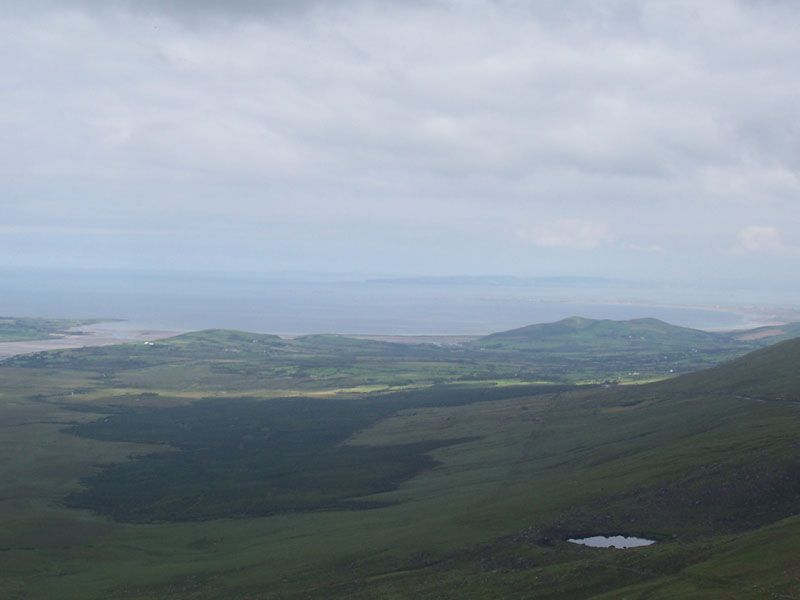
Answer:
[11,0,436,23]
[2,0,800,282]
[6,1,796,184]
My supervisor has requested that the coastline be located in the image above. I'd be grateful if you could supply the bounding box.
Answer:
[0,295,797,360]
[0,323,186,360]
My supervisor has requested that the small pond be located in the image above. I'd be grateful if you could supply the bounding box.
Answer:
[568,535,655,549]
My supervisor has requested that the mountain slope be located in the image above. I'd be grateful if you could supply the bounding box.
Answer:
[723,321,800,345]
[657,335,800,399]
[330,338,800,599]
[467,316,758,381]
[475,316,725,349]
[1,323,800,599]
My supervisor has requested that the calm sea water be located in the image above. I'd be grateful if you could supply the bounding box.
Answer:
[2,269,797,335]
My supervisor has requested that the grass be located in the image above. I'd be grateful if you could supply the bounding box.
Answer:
[0,316,108,341]
[0,321,799,598]
[7,317,791,391]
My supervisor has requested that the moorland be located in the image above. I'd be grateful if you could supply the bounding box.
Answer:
[0,316,799,599]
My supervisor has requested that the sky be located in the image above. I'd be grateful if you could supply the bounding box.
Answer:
[3,0,800,286]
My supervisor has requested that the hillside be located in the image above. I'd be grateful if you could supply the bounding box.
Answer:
[331,339,800,598]
[475,316,727,349]
[468,316,758,380]
[657,335,800,399]
[724,321,800,345]
[5,317,796,386]
[0,325,798,598]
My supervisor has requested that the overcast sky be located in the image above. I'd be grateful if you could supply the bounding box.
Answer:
[3,0,800,286]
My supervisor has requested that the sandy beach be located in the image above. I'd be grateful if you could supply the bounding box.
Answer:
[0,323,186,360]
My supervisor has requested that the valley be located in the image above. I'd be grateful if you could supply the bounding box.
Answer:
[0,317,798,598]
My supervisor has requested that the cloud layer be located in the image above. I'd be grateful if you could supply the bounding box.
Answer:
[518,220,614,249]
[2,0,800,284]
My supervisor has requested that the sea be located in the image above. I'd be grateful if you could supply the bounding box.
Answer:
[2,269,799,335]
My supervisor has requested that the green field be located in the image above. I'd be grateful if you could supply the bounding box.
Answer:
[0,318,798,598]
[0,317,108,341]
[7,317,797,389]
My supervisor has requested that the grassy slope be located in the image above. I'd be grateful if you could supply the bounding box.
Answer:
[316,350,800,599]
[724,321,800,345]
[0,326,798,598]
[7,318,786,388]
[63,386,569,522]
[655,334,800,398]
[467,316,775,381]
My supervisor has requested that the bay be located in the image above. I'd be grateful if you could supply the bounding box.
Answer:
[1,269,794,335]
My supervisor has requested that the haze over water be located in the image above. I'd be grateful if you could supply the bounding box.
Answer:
[3,269,796,336]
[5,1,800,334]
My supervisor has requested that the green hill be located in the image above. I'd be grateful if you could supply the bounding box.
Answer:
[723,321,800,345]
[468,316,758,381]
[659,335,800,399]
[328,338,800,599]
[1,324,799,598]
[475,316,725,349]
